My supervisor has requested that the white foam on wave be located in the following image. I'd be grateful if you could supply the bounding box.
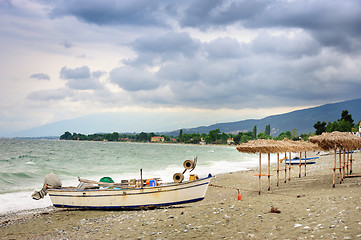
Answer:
[0,191,52,214]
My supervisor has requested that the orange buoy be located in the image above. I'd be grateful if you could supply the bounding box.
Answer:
[237,189,242,200]
[237,193,242,200]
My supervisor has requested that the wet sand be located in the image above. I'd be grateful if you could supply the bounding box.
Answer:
[1,152,361,239]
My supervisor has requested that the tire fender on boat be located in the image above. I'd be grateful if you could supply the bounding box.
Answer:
[173,173,184,183]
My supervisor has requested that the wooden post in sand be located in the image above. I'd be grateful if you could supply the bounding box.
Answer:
[346,149,349,175]
[288,152,292,181]
[350,151,352,175]
[258,152,262,195]
[140,168,143,189]
[268,153,271,191]
[343,150,346,180]
[298,151,302,178]
[304,151,307,177]
[277,153,280,187]
[284,152,287,183]
[333,148,337,188]
[338,149,342,184]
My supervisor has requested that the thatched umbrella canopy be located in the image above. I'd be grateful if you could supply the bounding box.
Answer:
[236,139,320,154]
[279,139,320,152]
[309,131,361,187]
[236,139,286,194]
[236,139,310,194]
[237,139,323,191]
[236,139,287,154]
[280,139,321,178]
[309,131,361,150]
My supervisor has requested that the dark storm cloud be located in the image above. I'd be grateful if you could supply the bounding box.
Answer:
[60,66,102,90]
[178,0,361,52]
[244,0,361,52]
[30,73,50,80]
[250,31,321,58]
[49,0,169,27]
[28,0,361,109]
[127,32,201,65]
[246,0,361,35]
[179,0,267,28]
[47,0,361,53]
[122,30,361,109]
[178,0,361,35]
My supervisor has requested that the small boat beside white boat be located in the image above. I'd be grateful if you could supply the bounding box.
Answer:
[33,158,212,210]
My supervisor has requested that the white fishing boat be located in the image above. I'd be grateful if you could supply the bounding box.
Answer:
[33,158,212,209]
[47,175,211,210]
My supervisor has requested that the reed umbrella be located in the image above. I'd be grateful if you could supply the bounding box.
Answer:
[309,131,361,187]
[236,139,288,194]
[281,139,321,178]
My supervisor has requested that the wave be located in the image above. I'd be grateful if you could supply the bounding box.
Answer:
[0,172,35,183]
[18,155,41,159]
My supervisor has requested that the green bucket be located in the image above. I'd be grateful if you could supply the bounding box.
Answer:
[99,177,114,183]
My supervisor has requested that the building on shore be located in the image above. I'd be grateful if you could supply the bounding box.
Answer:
[353,121,361,137]
[151,136,165,143]
[227,138,235,145]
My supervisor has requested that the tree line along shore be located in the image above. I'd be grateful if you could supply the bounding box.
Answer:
[60,110,360,145]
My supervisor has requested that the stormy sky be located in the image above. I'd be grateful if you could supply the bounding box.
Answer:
[1,0,361,135]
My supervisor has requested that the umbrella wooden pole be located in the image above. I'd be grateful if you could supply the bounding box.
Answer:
[258,153,262,195]
[304,151,307,177]
[343,151,346,180]
[338,149,342,184]
[288,152,291,181]
[346,149,349,175]
[350,151,353,174]
[284,152,287,183]
[333,148,336,188]
[140,168,143,189]
[277,153,279,187]
[299,151,302,178]
[268,153,271,191]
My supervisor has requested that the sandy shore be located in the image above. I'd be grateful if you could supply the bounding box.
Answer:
[1,152,361,239]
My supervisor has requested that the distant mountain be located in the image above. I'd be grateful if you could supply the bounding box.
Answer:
[11,112,185,138]
[11,98,361,138]
[167,98,361,136]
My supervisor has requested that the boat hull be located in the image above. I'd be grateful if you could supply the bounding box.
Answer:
[47,176,211,210]
[286,161,316,165]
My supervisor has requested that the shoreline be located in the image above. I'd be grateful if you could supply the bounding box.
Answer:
[1,152,361,239]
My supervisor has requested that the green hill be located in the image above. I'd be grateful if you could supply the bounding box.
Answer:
[168,98,361,136]
[12,98,361,138]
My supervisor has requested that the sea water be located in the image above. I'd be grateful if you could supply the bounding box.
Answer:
[0,138,276,214]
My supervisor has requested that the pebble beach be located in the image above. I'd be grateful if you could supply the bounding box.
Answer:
[1,152,361,239]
